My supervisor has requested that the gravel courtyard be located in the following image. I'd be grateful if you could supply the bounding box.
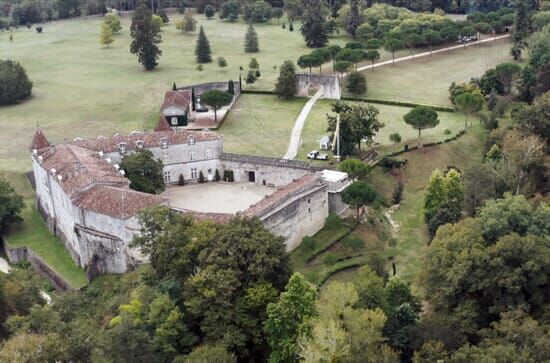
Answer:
[161,182,275,214]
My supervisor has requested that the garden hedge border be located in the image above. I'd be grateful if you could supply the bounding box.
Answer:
[317,261,365,287]
[241,89,276,95]
[305,221,360,264]
[382,129,467,158]
[341,96,455,112]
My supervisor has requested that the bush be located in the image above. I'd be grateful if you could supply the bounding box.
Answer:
[215,169,220,181]
[198,171,205,183]
[204,4,215,19]
[301,236,316,254]
[379,157,407,169]
[493,97,507,116]
[0,60,33,105]
[480,112,499,130]
[391,180,404,204]
[389,132,402,143]
[443,128,452,135]
[35,26,43,33]
[289,22,294,31]
[346,71,367,94]
[341,235,364,251]
[324,213,344,229]
[178,174,185,186]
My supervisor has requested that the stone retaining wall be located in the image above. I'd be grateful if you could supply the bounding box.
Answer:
[1,237,73,291]
[295,74,341,99]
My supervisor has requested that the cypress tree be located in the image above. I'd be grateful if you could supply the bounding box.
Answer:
[512,0,531,58]
[195,26,212,63]
[275,61,297,99]
[172,82,177,90]
[228,80,234,94]
[244,24,259,53]
[130,4,162,70]
[346,0,361,38]
[191,87,196,111]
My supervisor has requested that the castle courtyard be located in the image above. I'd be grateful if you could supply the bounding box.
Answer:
[161,182,276,214]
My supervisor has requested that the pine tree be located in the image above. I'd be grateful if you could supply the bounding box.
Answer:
[512,0,531,58]
[130,4,162,70]
[275,60,297,99]
[100,21,114,48]
[195,26,212,63]
[244,24,259,53]
[300,0,328,48]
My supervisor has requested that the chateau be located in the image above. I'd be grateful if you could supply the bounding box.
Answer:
[30,124,349,277]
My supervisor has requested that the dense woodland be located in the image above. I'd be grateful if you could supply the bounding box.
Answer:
[1,0,549,362]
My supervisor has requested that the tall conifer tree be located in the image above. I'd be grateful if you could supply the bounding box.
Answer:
[130,4,162,70]
[244,24,259,53]
[195,26,212,63]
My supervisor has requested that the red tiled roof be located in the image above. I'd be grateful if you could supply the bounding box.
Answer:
[71,129,221,153]
[161,90,191,110]
[154,116,172,132]
[30,129,50,151]
[73,185,166,219]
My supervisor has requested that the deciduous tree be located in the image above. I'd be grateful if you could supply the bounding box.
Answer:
[200,90,233,122]
[403,106,440,140]
[130,4,162,70]
[120,149,165,194]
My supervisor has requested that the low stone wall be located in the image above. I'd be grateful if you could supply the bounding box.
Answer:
[295,74,341,100]
[1,237,73,291]
[180,81,241,98]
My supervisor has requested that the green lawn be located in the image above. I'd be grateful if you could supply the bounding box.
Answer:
[368,122,488,291]
[220,94,307,157]
[352,38,513,106]
[0,14,350,173]
[298,99,465,160]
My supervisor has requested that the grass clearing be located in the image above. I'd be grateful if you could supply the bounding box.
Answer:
[368,123,488,291]
[352,38,513,106]
[298,99,465,160]
[220,94,307,157]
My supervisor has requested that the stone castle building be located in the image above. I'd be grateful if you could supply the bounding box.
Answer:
[30,125,349,277]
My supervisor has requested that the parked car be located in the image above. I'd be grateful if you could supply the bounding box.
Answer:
[307,150,328,160]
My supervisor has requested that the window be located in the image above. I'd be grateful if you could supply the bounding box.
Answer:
[190,150,195,161]
[160,137,169,149]
[205,149,212,159]
[162,151,169,164]
[164,171,171,183]
[117,142,127,154]
[135,140,144,149]
[170,117,178,126]
[190,168,198,179]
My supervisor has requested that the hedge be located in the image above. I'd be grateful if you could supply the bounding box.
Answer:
[341,96,455,112]
[241,89,276,95]
[383,129,468,158]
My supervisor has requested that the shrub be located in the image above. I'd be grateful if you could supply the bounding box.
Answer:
[324,213,343,229]
[379,157,407,169]
[493,97,507,116]
[323,253,338,265]
[178,174,185,186]
[204,5,215,19]
[282,23,285,29]
[289,22,294,31]
[346,71,367,94]
[35,26,43,33]
[0,60,33,105]
[480,112,499,130]
[214,169,220,181]
[341,235,364,251]
[243,0,272,23]
[391,180,404,204]
[301,236,316,254]
[198,171,205,183]
[443,129,452,135]
[389,132,402,143]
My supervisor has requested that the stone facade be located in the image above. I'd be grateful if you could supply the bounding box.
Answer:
[295,74,341,99]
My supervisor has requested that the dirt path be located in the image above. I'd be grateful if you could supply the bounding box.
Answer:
[350,34,511,75]
[283,88,324,160]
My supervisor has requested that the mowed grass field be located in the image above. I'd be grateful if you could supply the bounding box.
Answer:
[220,94,307,157]
[298,99,465,160]
[0,14,350,172]
[352,38,513,106]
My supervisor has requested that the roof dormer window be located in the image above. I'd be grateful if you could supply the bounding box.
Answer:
[135,140,144,149]
[187,135,195,145]
[160,137,169,149]
[118,142,127,154]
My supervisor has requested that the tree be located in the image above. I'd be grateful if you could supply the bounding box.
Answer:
[346,0,361,38]
[204,4,215,19]
[423,168,463,236]
[365,49,380,70]
[495,62,521,94]
[333,60,352,76]
[130,4,162,70]
[275,61,297,99]
[384,35,404,64]
[346,71,366,94]
[104,13,122,34]
[0,178,24,231]
[454,92,484,130]
[512,92,550,143]
[185,217,291,358]
[300,0,328,48]
[328,102,382,153]
[244,24,259,53]
[195,26,212,63]
[200,90,233,123]
[243,0,273,23]
[179,10,196,33]
[284,0,302,21]
[403,106,440,141]
[463,163,504,216]
[264,273,317,363]
[152,15,164,30]
[245,70,257,85]
[100,21,114,48]
[217,57,227,70]
[184,343,236,362]
[297,54,315,73]
[423,29,440,56]
[512,0,530,58]
[248,57,259,70]
[479,68,504,95]
[356,23,374,42]
[120,149,164,194]
[338,158,369,181]
[341,181,377,219]
[220,0,240,22]
[0,60,32,105]
[405,33,422,56]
